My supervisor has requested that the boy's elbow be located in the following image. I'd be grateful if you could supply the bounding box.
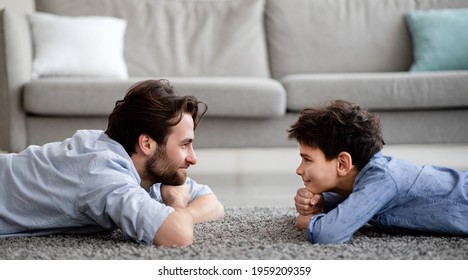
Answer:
[308,230,351,244]
[307,215,352,244]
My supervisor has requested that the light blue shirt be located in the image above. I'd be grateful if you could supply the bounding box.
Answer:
[0,130,212,244]
[308,152,468,244]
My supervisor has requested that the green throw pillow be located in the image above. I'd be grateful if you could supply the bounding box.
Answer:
[405,9,468,71]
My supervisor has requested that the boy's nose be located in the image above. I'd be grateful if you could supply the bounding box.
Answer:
[296,165,303,176]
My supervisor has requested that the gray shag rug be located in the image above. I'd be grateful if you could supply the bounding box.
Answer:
[1,207,467,260]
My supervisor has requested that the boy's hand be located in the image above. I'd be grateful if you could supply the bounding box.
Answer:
[294,187,323,216]
[160,183,191,209]
[295,214,312,231]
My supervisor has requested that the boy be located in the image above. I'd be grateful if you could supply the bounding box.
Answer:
[289,99,468,244]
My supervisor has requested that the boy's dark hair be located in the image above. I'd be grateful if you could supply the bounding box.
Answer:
[287,99,385,170]
[105,79,207,156]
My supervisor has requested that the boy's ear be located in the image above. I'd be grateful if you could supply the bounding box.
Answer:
[136,134,156,156]
[336,152,353,176]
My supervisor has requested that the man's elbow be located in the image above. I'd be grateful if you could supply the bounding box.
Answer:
[153,229,194,247]
[153,210,194,247]
[173,230,194,246]
[215,202,225,220]
[176,235,194,247]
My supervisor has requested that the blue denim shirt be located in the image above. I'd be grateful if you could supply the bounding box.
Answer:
[0,130,212,244]
[308,152,468,244]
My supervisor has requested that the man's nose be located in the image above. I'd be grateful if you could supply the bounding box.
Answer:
[186,147,197,165]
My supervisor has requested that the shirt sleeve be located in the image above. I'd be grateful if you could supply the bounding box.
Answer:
[79,155,174,244]
[186,177,213,198]
[80,183,174,244]
[105,185,174,244]
[308,167,398,244]
[322,192,346,212]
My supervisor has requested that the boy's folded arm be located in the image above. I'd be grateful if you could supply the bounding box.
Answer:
[322,192,346,212]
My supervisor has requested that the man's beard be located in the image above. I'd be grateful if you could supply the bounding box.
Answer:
[143,145,187,186]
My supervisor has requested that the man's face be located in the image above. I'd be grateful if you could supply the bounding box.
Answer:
[296,143,339,194]
[144,113,197,186]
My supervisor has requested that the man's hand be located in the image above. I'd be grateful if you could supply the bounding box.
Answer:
[294,187,323,216]
[160,183,190,209]
[154,183,224,247]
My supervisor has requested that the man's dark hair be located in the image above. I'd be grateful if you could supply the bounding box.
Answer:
[105,79,207,155]
[287,99,385,170]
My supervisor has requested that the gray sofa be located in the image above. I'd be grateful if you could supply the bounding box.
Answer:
[1,0,468,153]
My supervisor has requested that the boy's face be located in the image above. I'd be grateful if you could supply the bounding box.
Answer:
[296,143,340,194]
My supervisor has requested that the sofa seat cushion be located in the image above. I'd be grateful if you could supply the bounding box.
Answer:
[23,77,286,118]
[282,71,468,112]
[23,78,135,116]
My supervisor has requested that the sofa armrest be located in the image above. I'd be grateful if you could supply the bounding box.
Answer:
[0,9,32,152]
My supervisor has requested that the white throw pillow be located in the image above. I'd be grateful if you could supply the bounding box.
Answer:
[28,12,128,79]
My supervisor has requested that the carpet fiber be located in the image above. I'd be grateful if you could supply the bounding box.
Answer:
[1,207,467,260]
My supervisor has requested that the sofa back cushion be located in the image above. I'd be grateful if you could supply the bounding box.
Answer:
[35,0,269,78]
[266,0,468,79]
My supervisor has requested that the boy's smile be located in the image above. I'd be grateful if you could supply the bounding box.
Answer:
[296,144,339,194]
[296,143,356,197]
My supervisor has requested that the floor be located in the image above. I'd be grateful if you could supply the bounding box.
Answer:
[190,144,468,208]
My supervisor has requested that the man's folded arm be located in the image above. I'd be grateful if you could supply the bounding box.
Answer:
[187,193,225,224]
[153,207,194,246]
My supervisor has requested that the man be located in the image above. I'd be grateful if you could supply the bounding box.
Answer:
[0,79,224,246]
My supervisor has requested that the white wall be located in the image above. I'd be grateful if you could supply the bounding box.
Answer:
[0,0,34,13]
[191,145,468,175]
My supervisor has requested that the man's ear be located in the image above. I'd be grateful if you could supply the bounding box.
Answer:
[136,134,155,156]
[336,152,353,176]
